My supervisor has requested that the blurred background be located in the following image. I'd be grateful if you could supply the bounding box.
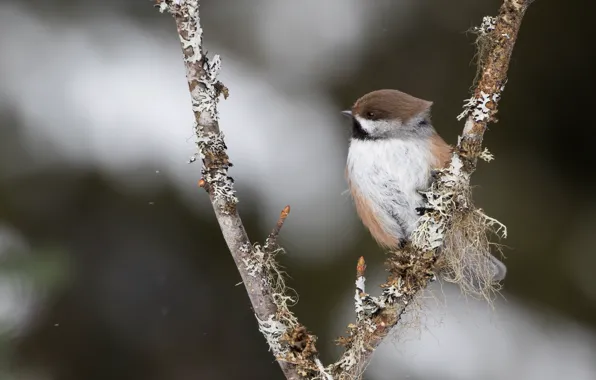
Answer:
[1,0,595,379]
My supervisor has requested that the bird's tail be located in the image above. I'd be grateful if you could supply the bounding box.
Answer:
[487,254,507,282]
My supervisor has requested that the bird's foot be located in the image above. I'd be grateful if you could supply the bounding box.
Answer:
[430,169,440,182]
[415,206,433,216]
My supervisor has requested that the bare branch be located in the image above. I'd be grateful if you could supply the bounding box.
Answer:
[156,0,533,379]
[331,1,532,378]
[458,0,531,161]
[267,205,291,249]
[331,247,433,379]
[155,1,319,379]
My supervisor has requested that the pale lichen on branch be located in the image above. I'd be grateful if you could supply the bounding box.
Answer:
[157,0,533,379]
[157,2,321,379]
[329,1,531,378]
[158,0,235,213]
[406,1,531,301]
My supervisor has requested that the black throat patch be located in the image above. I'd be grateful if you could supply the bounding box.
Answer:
[351,118,380,141]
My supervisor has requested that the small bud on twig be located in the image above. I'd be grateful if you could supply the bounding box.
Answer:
[356,256,366,279]
[266,205,291,249]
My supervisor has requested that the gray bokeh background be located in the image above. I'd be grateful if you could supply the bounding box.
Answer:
[1,0,595,379]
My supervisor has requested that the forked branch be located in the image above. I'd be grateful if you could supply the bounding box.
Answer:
[156,0,533,379]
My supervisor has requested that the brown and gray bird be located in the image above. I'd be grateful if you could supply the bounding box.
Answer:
[342,89,506,283]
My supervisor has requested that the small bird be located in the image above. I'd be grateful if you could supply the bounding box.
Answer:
[342,89,506,282]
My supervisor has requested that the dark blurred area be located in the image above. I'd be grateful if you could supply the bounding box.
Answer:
[1,0,595,379]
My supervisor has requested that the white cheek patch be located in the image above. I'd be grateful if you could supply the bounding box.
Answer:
[354,115,375,134]
[354,116,402,136]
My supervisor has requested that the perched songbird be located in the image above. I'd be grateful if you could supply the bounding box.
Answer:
[343,89,506,282]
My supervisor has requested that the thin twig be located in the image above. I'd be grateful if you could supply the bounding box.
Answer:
[331,247,430,379]
[267,205,291,247]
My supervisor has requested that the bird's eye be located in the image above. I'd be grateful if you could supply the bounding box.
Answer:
[366,111,375,119]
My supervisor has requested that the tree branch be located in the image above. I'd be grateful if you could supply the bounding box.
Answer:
[331,1,532,378]
[458,0,530,161]
[156,0,533,379]
[156,2,311,379]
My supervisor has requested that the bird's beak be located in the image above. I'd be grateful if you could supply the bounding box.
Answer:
[341,110,353,118]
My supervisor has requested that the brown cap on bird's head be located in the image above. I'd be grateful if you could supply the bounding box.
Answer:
[341,89,435,140]
[351,89,433,124]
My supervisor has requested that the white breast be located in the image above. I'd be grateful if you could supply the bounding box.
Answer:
[347,137,434,241]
